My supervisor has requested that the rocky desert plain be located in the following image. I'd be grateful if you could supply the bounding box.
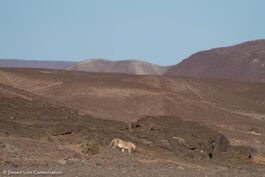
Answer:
[0,65,264,177]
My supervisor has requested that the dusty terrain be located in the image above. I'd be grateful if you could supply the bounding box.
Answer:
[166,39,265,82]
[0,68,265,176]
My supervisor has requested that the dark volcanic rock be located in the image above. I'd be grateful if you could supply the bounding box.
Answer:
[131,116,253,164]
[214,135,229,152]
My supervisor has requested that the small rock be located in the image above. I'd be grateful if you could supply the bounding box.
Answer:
[214,135,229,152]
[57,159,67,165]
[177,166,185,170]
[160,139,170,147]
[5,144,17,153]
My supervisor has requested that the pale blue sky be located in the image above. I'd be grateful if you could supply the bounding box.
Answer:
[0,0,264,65]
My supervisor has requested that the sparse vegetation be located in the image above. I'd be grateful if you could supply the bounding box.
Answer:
[80,140,101,155]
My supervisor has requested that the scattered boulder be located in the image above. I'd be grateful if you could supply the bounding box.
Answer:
[130,116,254,164]
[48,126,73,136]
[214,134,230,152]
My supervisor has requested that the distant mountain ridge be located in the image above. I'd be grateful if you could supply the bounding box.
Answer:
[65,59,169,75]
[0,59,76,69]
[165,39,265,82]
[1,39,265,80]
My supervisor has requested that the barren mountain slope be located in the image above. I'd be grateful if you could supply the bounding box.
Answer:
[0,68,265,153]
[66,59,169,75]
[165,40,265,82]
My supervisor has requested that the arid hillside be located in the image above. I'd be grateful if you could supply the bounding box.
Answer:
[0,82,264,177]
[0,68,264,154]
[165,40,265,82]
[65,59,169,75]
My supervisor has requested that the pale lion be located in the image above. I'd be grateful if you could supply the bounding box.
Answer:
[110,138,136,154]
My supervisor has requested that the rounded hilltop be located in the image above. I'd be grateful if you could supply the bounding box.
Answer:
[66,58,169,75]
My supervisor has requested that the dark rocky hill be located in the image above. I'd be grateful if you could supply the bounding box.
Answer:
[165,40,265,82]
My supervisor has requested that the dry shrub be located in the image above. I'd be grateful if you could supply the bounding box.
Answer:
[80,140,101,155]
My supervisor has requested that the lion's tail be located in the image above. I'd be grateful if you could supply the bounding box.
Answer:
[109,139,115,147]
